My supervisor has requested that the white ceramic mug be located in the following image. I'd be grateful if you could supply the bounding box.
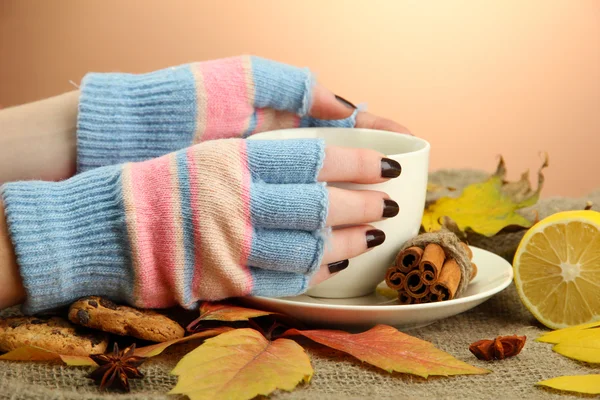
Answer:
[248,128,430,298]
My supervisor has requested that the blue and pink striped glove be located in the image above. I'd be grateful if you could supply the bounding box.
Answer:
[77,55,358,171]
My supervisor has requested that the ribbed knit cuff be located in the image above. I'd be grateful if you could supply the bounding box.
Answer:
[77,64,198,172]
[1,166,134,314]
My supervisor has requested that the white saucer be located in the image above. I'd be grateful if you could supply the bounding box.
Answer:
[241,246,514,331]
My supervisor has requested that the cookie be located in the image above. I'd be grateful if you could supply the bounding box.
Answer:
[0,316,109,356]
[68,297,185,342]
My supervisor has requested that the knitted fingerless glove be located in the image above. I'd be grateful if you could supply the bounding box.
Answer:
[1,138,328,314]
[77,55,357,172]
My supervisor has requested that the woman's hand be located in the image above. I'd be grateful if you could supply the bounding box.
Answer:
[307,145,401,287]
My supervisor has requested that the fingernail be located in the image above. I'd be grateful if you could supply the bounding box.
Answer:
[381,158,402,178]
[328,259,349,274]
[383,199,399,218]
[335,95,357,109]
[366,229,386,248]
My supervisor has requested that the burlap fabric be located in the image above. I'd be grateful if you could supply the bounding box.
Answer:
[1,169,599,400]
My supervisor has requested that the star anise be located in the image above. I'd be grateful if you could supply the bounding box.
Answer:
[87,343,146,392]
[469,334,526,361]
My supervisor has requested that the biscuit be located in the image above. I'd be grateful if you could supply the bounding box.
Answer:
[0,316,109,356]
[68,297,185,342]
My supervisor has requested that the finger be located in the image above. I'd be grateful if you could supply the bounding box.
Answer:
[326,187,398,227]
[308,84,356,120]
[320,225,385,265]
[355,111,412,135]
[247,229,321,274]
[317,146,402,184]
[249,267,309,298]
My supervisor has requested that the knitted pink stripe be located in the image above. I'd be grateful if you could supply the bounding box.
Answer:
[195,56,254,141]
[127,153,180,308]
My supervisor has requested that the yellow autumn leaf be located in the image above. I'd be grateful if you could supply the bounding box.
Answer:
[537,321,600,344]
[422,155,548,236]
[169,328,313,400]
[552,334,600,363]
[537,375,600,394]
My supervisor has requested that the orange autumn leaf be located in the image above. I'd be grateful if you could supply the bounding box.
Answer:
[134,327,232,358]
[0,345,96,366]
[285,325,489,378]
[169,328,313,400]
[197,302,275,322]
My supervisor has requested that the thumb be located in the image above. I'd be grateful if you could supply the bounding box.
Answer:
[308,83,357,120]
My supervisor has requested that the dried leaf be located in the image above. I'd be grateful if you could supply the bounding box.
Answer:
[284,325,488,378]
[169,328,312,400]
[537,321,600,344]
[197,302,275,322]
[60,355,98,366]
[186,302,275,332]
[134,327,233,358]
[422,155,548,236]
[552,333,600,363]
[537,375,600,394]
[0,345,96,366]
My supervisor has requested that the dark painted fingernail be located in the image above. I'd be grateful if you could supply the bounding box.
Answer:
[335,95,357,109]
[328,259,349,274]
[366,229,386,248]
[383,199,399,218]
[381,158,402,178]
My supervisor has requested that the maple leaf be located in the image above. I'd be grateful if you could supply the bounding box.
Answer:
[536,375,600,394]
[169,328,313,400]
[284,325,489,378]
[422,154,548,236]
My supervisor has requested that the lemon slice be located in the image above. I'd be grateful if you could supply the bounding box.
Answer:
[513,210,600,329]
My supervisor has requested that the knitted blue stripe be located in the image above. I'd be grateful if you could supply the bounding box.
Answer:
[1,166,135,315]
[246,139,325,184]
[249,267,308,297]
[250,182,328,231]
[250,56,313,115]
[247,229,323,275]
[77,64,198,172]
[175,150,196,308]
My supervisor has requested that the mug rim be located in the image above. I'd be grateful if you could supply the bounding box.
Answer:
[247,127,430,157]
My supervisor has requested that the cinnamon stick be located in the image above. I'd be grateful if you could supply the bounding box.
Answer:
[427,291,445,302]
[460,241,473,260]
[403,270,430,299]
[470,263,478,281]
[397,291,414,305]
[395,246,424,273]
[432,258,462,300]
[419,243,446,284]
[385,268,406,291]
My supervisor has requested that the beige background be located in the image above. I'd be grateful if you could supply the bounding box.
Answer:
[1,0,599,197]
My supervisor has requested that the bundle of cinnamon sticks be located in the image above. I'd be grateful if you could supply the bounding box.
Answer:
[384,242,477,304]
